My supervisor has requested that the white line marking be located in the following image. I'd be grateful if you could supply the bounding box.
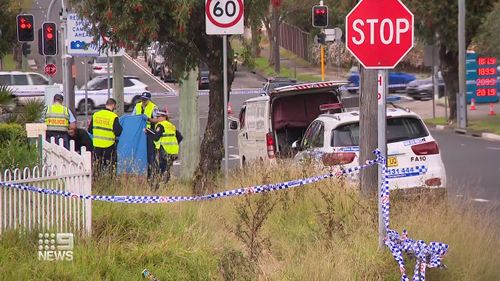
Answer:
[486,147,500,150]
[123,54,176,93]
[472,198,490,203]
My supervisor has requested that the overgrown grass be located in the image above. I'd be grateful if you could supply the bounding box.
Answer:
[425,116,500,135]
[0,163,499,280]
[254,56,320,82]
[2,54,16,71]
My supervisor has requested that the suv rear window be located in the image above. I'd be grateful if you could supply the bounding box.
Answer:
[0,75,11,85]
[331,117,429,147]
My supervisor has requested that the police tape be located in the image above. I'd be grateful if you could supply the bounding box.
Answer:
[0,150,447,279]
[152,89,264,97]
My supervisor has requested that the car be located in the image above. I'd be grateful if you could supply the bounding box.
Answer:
[0,71,62,103]
[151,45,167,76]
[261,77,298,95]
[146,41,160,67]
[406,74,445,100]
[198,63,210,90]
[75,75,149,113]
[160,63,176,82]
[346,71,416,93]
[90,56,113,78]
[230,81,346,167]
[293,107,447,191]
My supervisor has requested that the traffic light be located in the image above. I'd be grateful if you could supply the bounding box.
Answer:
[16,14,34,42]
[22,43,31,56]
[316,32,326,44]
[312,5,328,28]
[42,22,58,56]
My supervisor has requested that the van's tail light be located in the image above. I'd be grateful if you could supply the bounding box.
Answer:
[93,66,102,70]
[411,141,439,155]
[322,152,356,166]
[425,178,442,186]
[266,132,275,159]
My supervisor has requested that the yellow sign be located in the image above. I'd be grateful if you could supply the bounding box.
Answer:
[387,156,398,167]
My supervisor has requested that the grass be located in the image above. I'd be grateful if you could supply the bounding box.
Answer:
[425,116,500,135]
[0,163,499,280]
[254,56,321,82]
[2,54,17,71]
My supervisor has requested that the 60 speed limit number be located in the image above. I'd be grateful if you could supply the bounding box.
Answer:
[205,0,244,35]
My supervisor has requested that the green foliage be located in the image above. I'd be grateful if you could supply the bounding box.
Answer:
[218,248,256,281]
[0,123,25,143]
[240,41,256,70]
[0,139,39,170]
[0,0,18,60]
[0,85,15,114]
[475,1,500,57]
[16,99,44,125]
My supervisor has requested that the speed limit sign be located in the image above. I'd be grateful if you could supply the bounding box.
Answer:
[205,0,244,35]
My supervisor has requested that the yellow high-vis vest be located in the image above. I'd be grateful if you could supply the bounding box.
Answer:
[45,104,70,132]
[135,101,157,128]
[154,120,179,155]
[92,109,118,148]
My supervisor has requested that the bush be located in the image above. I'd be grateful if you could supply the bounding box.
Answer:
[0,123,25,143]
[0,139,39,170]
[16,99,44,124]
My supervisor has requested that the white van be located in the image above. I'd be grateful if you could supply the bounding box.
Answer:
[231,81,346,167]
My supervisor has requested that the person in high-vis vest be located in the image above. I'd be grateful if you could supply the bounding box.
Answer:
[43,94,76,149]
[88,98,122,175]
[132,92,160,179]
[146,108,183,190]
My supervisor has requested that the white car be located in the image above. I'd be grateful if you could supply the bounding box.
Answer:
[91,57,112,78]
[0,71,62,103]
[294,106,447,190]
[75,76,149,113]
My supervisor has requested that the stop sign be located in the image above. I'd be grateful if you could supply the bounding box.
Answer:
[346,0,414,69]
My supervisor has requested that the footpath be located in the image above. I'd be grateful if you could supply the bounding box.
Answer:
[253,43,500,142]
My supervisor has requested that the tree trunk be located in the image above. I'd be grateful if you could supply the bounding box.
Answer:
[193,36,235,195]
[271,5,280,74]
[250,24,261,57]
[359,67,378,198]
[264,21,274,65]
[439,45,459,122]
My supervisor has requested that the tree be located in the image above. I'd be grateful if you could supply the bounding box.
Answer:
[475,0,500,58]
[74,0,236,194]
[0,0,19,69]
[408,0,496,121]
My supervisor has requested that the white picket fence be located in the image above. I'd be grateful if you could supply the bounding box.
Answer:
[0,137,92,236]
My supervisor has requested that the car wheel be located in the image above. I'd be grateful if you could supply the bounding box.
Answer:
[77,99,94,114]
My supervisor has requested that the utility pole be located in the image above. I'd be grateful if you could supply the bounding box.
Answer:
[457,0,467,129]
[112,55,124,116]
[359,67,378,198]
[179,68,200,182]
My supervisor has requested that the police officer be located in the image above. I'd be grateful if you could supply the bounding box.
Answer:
[88,98,122,174]
[44,94,76,148]
[147,109,182,189]
[132,92,159,179]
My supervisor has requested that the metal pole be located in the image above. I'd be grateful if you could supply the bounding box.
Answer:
[320,45,325,81]
[458,0,467,128]
[377,69,388,248]
[84,58,88,123]
[223,35,229,180]
[107,54,111,99]
[337,42,340,80]
[432,50,436,119]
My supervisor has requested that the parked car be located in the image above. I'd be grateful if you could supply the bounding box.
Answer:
[91,57,112,78]
[160,62,176,82]
[346,71,416,93]
[146,41,160,67]
[151,45,167,76]
[198,63,210,90]
[261,77,297,95]
[293,107,447,190]
[0,71,61,103]
[230,81,346,167]
[406,74,445,100]
[75,75,149,113]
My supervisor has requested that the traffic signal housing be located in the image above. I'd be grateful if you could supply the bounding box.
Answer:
[22,43,31,56]
[17,14,35,42]
[312,5,328,28]
[42,22,58,56]
[316,33,326,45]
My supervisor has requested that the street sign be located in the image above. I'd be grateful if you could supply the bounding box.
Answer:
[325,27,342,42]
[466,53,499,103]
[205,0,244,35]
[66,13,100,56]
[345,0,414,69]
[44,63,57,77]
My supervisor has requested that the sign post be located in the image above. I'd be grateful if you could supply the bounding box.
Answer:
[346,0,414,248]
[205,0,244,179]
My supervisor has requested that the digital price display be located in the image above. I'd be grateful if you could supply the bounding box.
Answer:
[466,53,499,103]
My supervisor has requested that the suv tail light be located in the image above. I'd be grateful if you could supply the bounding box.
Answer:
[425,178,442,186]
[93,66,102,70]
[266,132,275,159]
[322,152,356,166]
[411,141,439,155]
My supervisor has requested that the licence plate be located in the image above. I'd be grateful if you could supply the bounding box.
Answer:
[387,156,398,167]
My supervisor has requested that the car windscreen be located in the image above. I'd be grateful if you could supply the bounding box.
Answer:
[331,117,429,147]
[95,57,108,63]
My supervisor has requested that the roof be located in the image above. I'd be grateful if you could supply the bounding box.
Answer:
[0,71,40,75]
[318,108,420,124]
[271,81,348,94]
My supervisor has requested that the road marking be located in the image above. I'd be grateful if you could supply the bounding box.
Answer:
[486,147,500,150]
[123,53,176,93]
[472,198,490,203]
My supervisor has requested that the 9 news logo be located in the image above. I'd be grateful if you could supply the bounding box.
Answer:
[37,233,74,261]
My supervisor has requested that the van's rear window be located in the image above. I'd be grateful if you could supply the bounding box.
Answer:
[331,117,429,147]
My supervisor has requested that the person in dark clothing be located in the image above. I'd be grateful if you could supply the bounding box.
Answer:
[88,98,122,176]
[68,125,93,154]
[146,108,183,189]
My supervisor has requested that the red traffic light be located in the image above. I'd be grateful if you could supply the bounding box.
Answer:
[315,8,327,15]
[42,22,57,56]
[17,14,35,42]
[312,5,328,28]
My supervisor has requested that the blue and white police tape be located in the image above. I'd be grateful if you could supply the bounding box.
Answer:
[373,149,449,281]
[0,150,448,279]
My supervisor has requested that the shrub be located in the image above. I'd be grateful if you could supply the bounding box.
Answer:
[0,139,39,170]
[0,123,25,143]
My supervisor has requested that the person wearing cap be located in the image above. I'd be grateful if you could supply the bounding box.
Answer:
[132,92,160,179]
[88,98,122,175]
[146,108,183,189]
[43,94,77,149]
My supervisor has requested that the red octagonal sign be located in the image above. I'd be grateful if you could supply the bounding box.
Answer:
[346,0,414,69]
